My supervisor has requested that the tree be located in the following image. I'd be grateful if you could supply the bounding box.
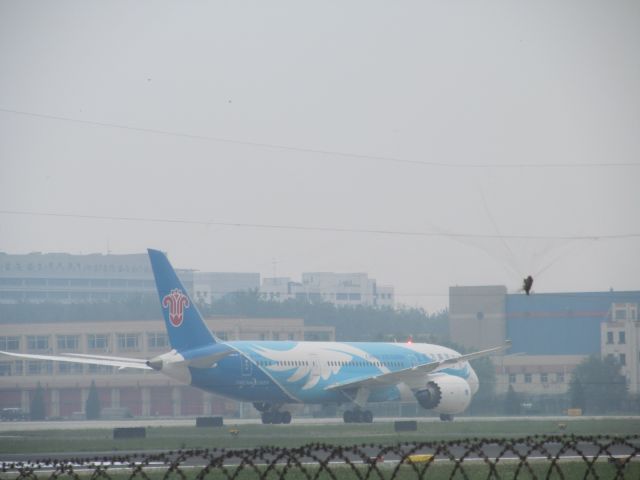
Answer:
[205,292,449,342]
[85,380,101,420]
[569,378,586,411]
[469,356,497,414]
[30,383,46,420]
[569,355,627,414]
[505,385,521,415]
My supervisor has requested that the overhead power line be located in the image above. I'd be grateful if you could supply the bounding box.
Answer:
[1,209,639,241]
[1,107,639,169]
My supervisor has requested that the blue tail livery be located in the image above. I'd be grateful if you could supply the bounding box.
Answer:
[147,248,216,351]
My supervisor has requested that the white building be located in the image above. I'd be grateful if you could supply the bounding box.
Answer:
[601,303,640,394]
[193,272,260,304]
[260,272,394,307]
[0,251,192,303]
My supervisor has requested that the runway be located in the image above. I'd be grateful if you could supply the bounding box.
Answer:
[2,415,639,432]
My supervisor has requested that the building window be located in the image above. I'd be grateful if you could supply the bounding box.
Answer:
[556,372,565,383]
[88,364,113,374]
[58,363,83,375]
[57,335,79,351]
[606,331,614,344]
[540,373,548,383]
[620,354,626,366]
[147,332,168,350]
[619,331,626,344]
[0,362,11,376]
[0,336,20,351]
[88,334,109,351]
[0,361,21,376]
[27,336,49,351]
[615,309,626,320]
[27,360,53,375]
[524,373,532,383]
[117,333,140,351]
[509,374,516,383]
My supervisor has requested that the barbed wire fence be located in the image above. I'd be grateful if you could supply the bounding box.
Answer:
[2,435,639,480]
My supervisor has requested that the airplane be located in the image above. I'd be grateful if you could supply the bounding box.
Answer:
[0,249,510,424]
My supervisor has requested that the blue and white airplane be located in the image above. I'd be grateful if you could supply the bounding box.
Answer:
[1,249,509,424]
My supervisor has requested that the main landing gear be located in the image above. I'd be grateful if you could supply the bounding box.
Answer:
[261,410,292,424]
[343,409,373,423]
[253,402,292,424]
[439,414,454,422]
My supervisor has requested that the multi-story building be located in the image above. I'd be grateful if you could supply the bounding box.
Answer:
[0,317,334,418]
[193,272,260,304]
[261,272,394,307]
[0,252,393,308]
[449,286,640,395]
[0,251,192,303]
[601,303,639,394]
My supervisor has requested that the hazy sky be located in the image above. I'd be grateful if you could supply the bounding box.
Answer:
[1,1,638,312]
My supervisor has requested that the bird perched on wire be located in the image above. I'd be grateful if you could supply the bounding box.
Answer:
[522,276,534,295]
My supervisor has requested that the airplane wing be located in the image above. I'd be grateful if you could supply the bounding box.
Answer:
[325,341,511,392]
[0,350,153,370]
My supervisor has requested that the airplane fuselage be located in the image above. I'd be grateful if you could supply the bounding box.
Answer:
[158,340,479,407]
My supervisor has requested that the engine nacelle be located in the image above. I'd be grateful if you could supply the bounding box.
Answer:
[414,375,472,415]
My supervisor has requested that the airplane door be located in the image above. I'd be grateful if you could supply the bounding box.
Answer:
[408,354,418,368]
[308,354,320,385]
[241,357,252,376]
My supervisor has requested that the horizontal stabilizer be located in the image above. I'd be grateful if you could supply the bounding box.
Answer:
[0,350,152,370]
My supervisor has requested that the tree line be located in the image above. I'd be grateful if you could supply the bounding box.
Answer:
[0,292,449,342]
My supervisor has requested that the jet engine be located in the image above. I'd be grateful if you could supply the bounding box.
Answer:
[414,375,472,415]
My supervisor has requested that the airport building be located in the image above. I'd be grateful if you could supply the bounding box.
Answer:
[193,272,260,304]
[0,317,335,418]
[449,286,640,395]
[261,272,394,307]
[0,252,394,308]
[601,303,640,395]
[0,252,193,304]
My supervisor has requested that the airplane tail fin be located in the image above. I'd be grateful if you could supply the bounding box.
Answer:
[147,249,216,351]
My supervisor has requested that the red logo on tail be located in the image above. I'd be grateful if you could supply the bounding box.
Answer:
[162,289,190,327]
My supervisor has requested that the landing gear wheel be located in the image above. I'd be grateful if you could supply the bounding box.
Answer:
[343,409,373,423]
[439,414,454,422]
[262,411,291,424]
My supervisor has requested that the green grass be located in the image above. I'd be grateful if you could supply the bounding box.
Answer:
[1,418,639,454]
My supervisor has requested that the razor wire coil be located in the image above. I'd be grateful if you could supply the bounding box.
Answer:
[2,435,639,480]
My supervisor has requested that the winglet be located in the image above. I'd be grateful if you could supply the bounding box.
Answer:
[147,249,216,351]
